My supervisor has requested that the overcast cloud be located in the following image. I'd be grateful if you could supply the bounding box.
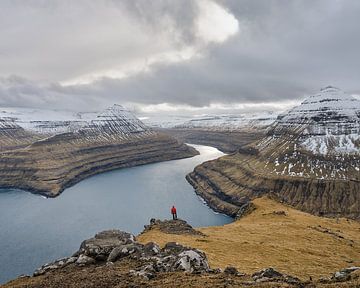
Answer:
[0,0,359,114]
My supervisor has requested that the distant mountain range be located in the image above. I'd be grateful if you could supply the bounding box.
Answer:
[142,112,278,131]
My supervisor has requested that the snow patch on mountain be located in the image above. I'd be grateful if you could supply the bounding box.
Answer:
[176,113,276,130]
[143,112,277,130]
[275,86,360,155]
[0,104,150,136]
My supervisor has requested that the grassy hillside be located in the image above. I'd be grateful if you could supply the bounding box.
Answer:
[138,197,360,279]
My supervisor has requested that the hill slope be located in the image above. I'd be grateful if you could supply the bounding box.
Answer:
[187,87,360,219]
[139,197,360,279]
[0,105,197,196]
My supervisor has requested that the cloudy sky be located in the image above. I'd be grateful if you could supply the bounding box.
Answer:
[0,0,359,115]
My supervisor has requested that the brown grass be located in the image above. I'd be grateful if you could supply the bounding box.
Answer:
[138,196,360,280]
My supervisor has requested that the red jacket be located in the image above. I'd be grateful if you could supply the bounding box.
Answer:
[171,206,177,214]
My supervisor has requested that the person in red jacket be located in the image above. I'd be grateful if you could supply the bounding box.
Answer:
[171,205,177,220]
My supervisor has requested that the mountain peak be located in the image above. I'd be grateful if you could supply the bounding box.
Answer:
[320,85,340,92]
[274,87,360,156]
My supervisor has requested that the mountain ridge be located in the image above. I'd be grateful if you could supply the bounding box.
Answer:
[0,104,197,196]
[186,87,360,219]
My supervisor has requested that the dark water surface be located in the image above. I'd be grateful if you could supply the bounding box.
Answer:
[0,144,231,284]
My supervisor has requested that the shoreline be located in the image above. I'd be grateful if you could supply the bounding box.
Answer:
[0,139,198,198]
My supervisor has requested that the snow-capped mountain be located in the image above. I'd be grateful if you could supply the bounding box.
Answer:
[0,104,195,196]
[255,86,360,181]
[0,104,151,137]
[85,104,149,134]
[274,86,360,155]
[176,113,276,130]
[0,107,92,135]
[188,87,360,220]
[142,112,277,130]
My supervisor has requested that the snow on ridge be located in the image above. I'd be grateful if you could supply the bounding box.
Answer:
[280,86,360,122]
[159,112,278,130]
[0,104,150,136]
[274,86,360,156]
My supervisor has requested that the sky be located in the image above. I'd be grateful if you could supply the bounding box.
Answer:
[0,0,360,115]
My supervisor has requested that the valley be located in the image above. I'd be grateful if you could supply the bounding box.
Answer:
[0,105,197,196]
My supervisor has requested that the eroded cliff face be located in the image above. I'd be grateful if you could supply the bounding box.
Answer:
[187,87,360,219]
[0,105,197,196]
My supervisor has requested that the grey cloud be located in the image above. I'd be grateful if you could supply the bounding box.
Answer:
[0,0,360,112]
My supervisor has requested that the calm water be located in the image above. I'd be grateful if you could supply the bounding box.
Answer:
[0,144,231,284]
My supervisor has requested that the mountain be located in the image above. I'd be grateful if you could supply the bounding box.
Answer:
[175,112,277,131]
[274,86,360,156]
[144,112,277,154]
[187,87,360,219]
[0,104,197,196]
[143,112,277,131]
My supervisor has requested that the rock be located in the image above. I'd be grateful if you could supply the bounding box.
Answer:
[163,242,188,254]
[76,255,96,266]
[130,268,156,281]
[32,229,210,280]
[272,210,287,216]
[142,219,204,236]
[107,243,143,262]
[18,274,30,279]
[331,266,360,282]
[252,268,300,284]
[252,268,283,280]
[209,268,222,274]
[333,271,351,282]
[33,256,78,276]
[143,242,161,256]
[173,250,209,273]
[224,266,243,276]
[77,230,136,258]
[132,243,210,278]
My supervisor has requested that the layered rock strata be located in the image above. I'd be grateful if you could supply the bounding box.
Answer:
[0,104,197,196]
[187,87,360,219]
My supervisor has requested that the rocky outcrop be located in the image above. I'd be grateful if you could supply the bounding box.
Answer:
[142,218,204,236]
[33,229,210,280]
[7,222,360,287]
[186,87,360,219]
[0,105,197,196]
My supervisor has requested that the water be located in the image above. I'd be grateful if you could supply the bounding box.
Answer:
[0,144,232,284]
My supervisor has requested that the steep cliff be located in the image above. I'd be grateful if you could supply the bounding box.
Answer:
[0,105,197,196]
[187,87,360,219]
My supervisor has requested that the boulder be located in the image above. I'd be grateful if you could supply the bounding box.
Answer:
[173,250,209,273]
[224,266,242,276]
[107,243,143,262]
[252,268,300,284]
[331,266,360,282]
[76,255,95,266]
[143,242,161,256]
[76,230,136,259]
[33,229,210,279]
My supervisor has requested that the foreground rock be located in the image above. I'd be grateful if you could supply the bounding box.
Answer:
[33,229,210,279]
[319,266,360,283]
[252,268,301,284]
[142,218,205,236]
[5,220,360,287]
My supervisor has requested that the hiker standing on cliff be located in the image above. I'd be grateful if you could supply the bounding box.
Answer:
[171,205,177,220]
